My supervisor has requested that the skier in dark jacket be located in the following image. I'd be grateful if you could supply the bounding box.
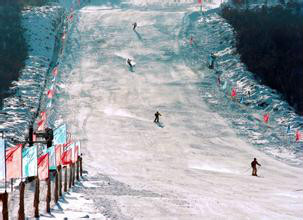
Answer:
[251,158,261,176]
[133,22,137,31]
[154,111,161,123]
[127,58,133,68]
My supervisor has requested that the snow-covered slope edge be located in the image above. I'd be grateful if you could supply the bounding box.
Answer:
[0,6,64,145]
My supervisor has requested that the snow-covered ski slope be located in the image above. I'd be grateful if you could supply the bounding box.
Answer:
[50,0,303,219]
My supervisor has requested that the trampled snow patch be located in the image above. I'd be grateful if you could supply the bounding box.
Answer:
[40,188,106,219]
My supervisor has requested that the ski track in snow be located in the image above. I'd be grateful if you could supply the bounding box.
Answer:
[19,0,303,219]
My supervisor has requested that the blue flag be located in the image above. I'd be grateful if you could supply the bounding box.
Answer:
[47,146,56,170]
[222,81,227,90]
[54,124,67,145]
[0,139,5,180]
[240,97,244,104]
[287,125,291,134]
[47,100,52,108]
[22,146,38,178]
[76,141,81,156]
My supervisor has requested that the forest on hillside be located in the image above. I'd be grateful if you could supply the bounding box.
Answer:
[0,7,27,106]
[221,4,303,115]
[0,0,50,107]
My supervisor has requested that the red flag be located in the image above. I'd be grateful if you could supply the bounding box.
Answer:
[61,149,72,165]
[47,89,54,99]
[296,130,301,142]
[231,88,237,97]
[62,32,66,41]
[33,134,37,142]
[38,154,49,180]
[6,144,22,179]
[37,112,46,131]
[55,145,62,166]
[69,14,74,22]
[73,145,78,163]
[40,111,46,121]
[198,0,202,4]
[52,67,58,76]
[263,113,269,123]
[37,119,45,131]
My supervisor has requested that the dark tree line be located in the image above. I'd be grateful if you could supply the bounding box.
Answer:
[221,4,303,115]
[0,0,48,7]
[0,6,27,105]
[0,0,50,107]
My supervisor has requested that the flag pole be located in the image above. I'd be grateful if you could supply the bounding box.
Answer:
[3,132,7,192]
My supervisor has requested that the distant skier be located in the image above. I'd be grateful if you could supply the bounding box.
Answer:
[127,58,133,68]
[133,22,137,31]
[154,111,161,123]
[209,52,216,69]
[190,36,194,46]
[217,75,221,85]
[251,158,261,176]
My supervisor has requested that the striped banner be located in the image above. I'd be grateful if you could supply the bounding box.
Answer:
[0,139,5,180]
[38,154,49,180]
[22,146,38,178]
[54,124,67,145]
[6,144,22,179]
[47,146,56,170]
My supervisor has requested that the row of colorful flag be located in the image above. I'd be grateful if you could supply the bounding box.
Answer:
[36,3,75,136]
[220,79,302,142]
[189,3,302,142]
[0,1,81,184]
[0,125,81,181]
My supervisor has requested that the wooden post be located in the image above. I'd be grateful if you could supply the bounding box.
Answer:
[2,192,9,220]
[72,163,75,186]
[58,165,62,196]
[34,177,40,218]
[76,157,80,181]
[46,177,51,213]
[11,178,13,192]
[64,166,68,192]
[54,170,59,203]
[18,182,25,220]
[69,165,72,188]
[79,156,83,177]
